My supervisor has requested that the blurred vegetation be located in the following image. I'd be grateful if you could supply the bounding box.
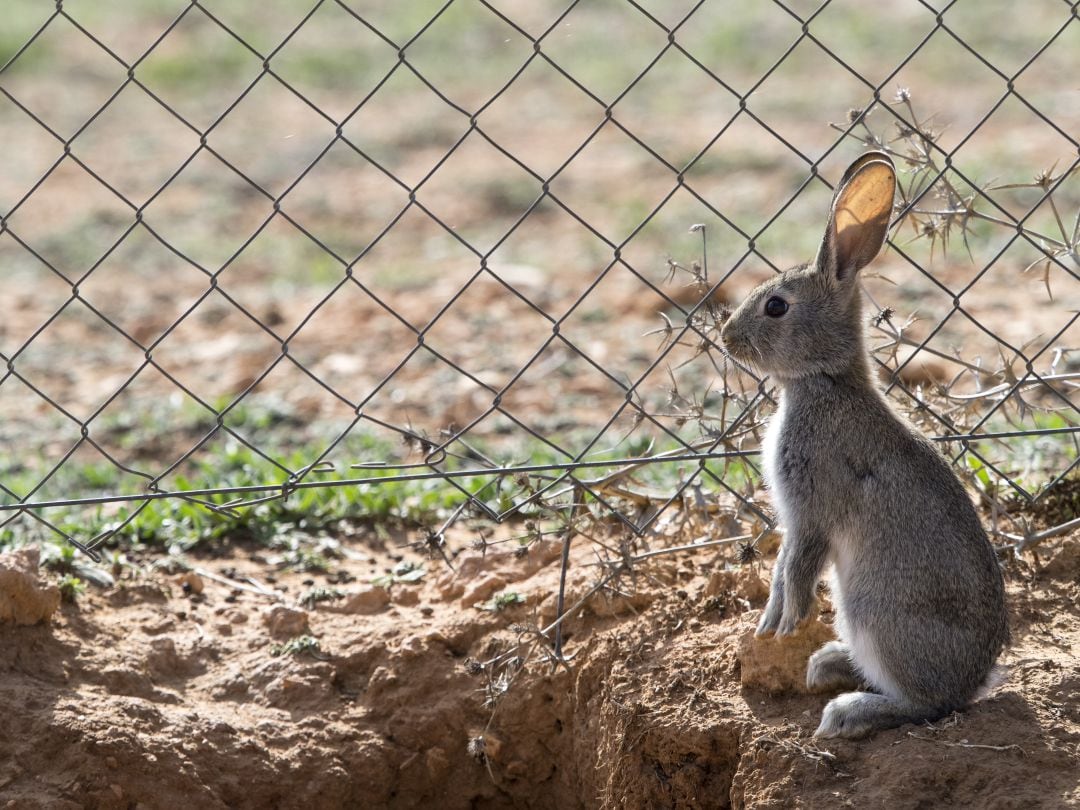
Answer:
[0,0,1076,558]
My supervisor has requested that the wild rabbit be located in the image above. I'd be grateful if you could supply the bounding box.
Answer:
[720,152,1008,738]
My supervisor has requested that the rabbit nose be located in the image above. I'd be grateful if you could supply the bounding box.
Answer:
[719,319,735,349]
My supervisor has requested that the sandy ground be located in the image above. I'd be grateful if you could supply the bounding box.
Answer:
[1,525,1077,809]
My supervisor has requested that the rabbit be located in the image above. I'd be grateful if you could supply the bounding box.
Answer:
[720,151,1008,739]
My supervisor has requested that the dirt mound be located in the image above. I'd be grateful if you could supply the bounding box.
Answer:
[0,532,1078,808]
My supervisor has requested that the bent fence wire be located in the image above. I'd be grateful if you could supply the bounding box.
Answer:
[0,0,1077,560]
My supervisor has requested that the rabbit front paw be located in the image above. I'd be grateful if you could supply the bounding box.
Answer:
[775,604,812,637]
[755,597,783,637]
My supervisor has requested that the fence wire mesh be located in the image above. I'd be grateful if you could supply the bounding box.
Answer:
[0,0,1077,561]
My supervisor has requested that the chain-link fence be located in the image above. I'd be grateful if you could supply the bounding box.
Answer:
[0,0,1077,561]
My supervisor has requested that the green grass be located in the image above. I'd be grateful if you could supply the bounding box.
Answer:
[0,387,766,556]
[961,411,1079,497]
[1,385,1073,560]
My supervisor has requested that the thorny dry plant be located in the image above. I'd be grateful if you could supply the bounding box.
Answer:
[453,91,1078,739]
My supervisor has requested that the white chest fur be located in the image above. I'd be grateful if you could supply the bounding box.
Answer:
[761,394,788,522]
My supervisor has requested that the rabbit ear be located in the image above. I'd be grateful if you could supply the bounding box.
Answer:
[819,154,896,283]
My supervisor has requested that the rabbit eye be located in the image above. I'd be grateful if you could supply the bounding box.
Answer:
[765,296,788,318]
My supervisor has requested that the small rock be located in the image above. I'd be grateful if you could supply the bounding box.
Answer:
[737,614,834,693]
[176,571,204,595]
[394,587,420,607]
[435,571,464,602]
[397,630,445,656]
[110,784,123,799]
[339,586,391,615]
[263,606,310,639]
[703,567,769,604]
[0,546,61,625]
[426,746,449,779]
[146,637,200,678]
[461,574,506,608]
[1042,538,1080,580]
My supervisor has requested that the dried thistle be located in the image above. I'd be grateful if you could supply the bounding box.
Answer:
[736,540,761,566]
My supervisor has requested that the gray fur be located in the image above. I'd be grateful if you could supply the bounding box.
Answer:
[721,152,1008,739]
[806,641,862,693]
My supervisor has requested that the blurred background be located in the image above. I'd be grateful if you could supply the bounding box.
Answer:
[0,0,1076,549]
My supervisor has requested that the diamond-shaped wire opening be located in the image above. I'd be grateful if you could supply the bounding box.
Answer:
[1010,174,1080,260]
[557,262,682,389]
[673,2,803,98]
[344,203,482,327]
[860,262,973,385]
[0,232,75,358]
[207,75,336,198]
[495,340,635,459]
[401,0,534,113]
[4,158,133,277]
[885,28,1010,153]
[949,94,1079,187]
[884,198,1021,298]
[747,37,873,162]
[748,173,836,267]
[630,332,763,443]
[267,0,400,123]
[314,416,425,472]
[84,364,219,472]
[0,14,126,140]
[355,349,498,447]
[27,438,156,504]
[680,113,808,243]
[809,0,939,89]
[148,289,283,406]
[954,434,1052,500]
[76,225,211,347]
[476,57,603,179]
[7,297,148,423]
[215,213,347,336]
[284,277,421,406]
[70,82,200,205]
[1012,20,1080,139]
[150,423,294,497]
[421,270,556,391]
[547,121,675,245]
[611,46,742,170]
[340,64,470,188]
[218,359,364,469]
[891,306,1023,414]
[135,6,264,132]
[140,149,274,270]
[940,0,1073,79]
[0,374,84,501]
[279,138,411,262]
[615,186,763,294]
[412,130,543,255]
[486,195,615,309]
[950,237,1080,360]
[0,92,63,215]
[537,0,670,104]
